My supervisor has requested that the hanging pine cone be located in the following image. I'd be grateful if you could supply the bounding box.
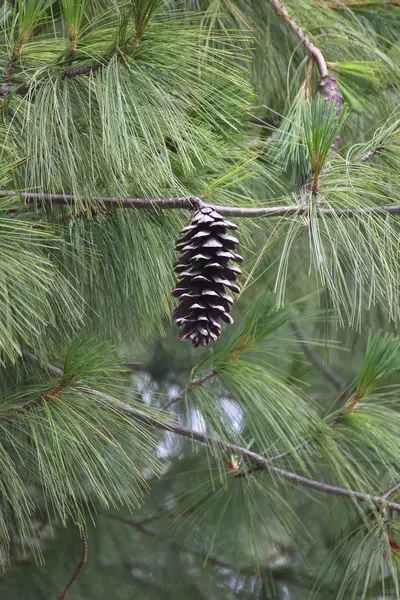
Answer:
[172,206,242,347]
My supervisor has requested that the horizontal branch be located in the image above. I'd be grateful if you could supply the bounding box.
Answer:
[62,63,102,79]
[22,352,400,513]
[2,191,400,219]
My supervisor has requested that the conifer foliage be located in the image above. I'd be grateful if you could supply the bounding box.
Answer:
[2,0,400,599]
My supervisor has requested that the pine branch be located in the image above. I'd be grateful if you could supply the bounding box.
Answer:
[2,191,400,218]
[62,63,103,79]
[0,387,63,421]
[266,0,328,78]
[160,371,217,411]
[108,514,254,572]
[359,130,400,162]
[268,381,368,463]
[290,323,346,392]
[382,482,400,501]
[22,352,400,513]
[58,524,88,600]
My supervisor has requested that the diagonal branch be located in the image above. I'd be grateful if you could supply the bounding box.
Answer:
[160,370,217,411]
[58,524,88,600]
[267,0,328,78]
[2,190,400,218]
[108,514,252,572]
[290,323,346,392]
[21,351,400,513]
[382,481,400,502]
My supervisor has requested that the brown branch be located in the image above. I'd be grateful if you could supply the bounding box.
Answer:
[360,148,379,162]
[22,352,400,513]
[62,63,103,80]
[116,518,308,596]
[0,386,63,421]
[121,34,140,59]
[58,524,88,600]
[267,0,328,78]
[382,481,400,502]
[160,370,217,411]
[108,514,251,572]
[290,323,346,392]
[0,62,103,95]
[268,384,367,463]
[359,130,400,163]
[2,190,400,218]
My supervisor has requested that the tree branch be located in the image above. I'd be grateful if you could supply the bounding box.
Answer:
[160,370,217,411]
[21,352,400,514]
[289,323,346,392]
[108,514,253,572]
[2,190,400,218]
[382,481,400,501]
[266,0,328,78]
[0,386,63,421]
[62,63,103,79]
[58,524,88,600]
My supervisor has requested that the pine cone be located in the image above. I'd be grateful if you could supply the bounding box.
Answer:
[172,206,242,347]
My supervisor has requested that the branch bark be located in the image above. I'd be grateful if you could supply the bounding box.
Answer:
[160,370,216,411]
[58,524,88,600]
[2,190,400,218]
[108,514,253,572]
[289,323,346,392]
[21,352,400,514]
[266,0,328,78]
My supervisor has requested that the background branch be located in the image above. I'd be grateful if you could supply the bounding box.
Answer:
[160,370,216,411]
[57,524,88,600]
[290,323,346,391]
[108,514,255,573]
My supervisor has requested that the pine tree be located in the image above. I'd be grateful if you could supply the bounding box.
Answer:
[2,0,400,598]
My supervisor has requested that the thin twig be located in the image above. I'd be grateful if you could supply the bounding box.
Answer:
[2,190,400,218]
[382,482,400,502]
[360,148,379,162]
[21,352,400,513]
[160,370,217,411]
[266,0,328,78]
[0,386,63,421]
[289,323,346,391]
[62,63,103,79]
[108,514,251,572]
[359,128,400,163]
[58,524,88,600]
[267,390,363,463]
